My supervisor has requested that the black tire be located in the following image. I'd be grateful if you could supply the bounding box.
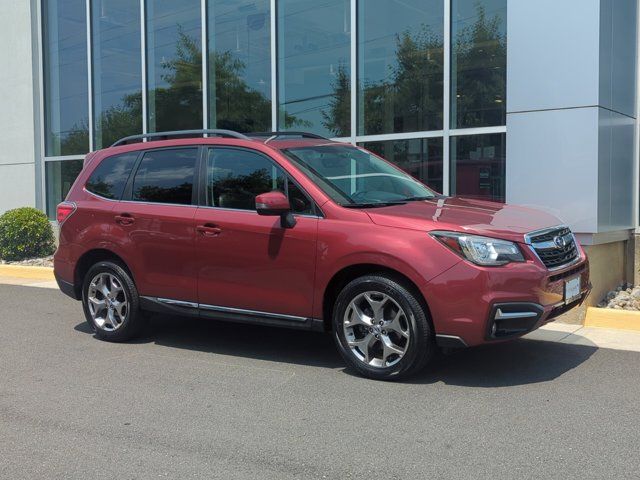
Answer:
[81,260,146,342]
[332,274,435,381]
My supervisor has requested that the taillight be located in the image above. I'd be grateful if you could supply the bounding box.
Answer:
[56,202,76,225]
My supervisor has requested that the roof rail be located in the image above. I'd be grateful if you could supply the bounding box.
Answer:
[110,129,250,147]
[247,131,329,141]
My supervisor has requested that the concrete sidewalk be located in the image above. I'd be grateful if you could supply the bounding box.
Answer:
[526,322,640,353]
[1,264,640,353]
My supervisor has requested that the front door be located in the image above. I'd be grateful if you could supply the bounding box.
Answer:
[195,146,319,319]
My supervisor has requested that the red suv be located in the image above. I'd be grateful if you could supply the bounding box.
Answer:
[54,130,590,380]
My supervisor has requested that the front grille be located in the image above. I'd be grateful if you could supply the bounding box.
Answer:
[528,227,579,269]
[529,226,571,243]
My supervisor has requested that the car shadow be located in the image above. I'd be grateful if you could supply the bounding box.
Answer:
[402,338,597,387]
[76,314,344,369]
[74,315,598,387]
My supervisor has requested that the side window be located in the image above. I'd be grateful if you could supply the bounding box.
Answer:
[207,148,284,210]
[85,152,138,199]
[287,181,314,215]
[132,148,197,205]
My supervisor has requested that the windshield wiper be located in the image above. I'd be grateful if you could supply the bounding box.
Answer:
[342,201,407,209]
[401,196,436,202]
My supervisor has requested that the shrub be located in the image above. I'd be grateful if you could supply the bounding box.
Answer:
[0,207,56,261]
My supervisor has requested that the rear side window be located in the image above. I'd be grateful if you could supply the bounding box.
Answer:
[132,148,197,205]
[85,152,138,199]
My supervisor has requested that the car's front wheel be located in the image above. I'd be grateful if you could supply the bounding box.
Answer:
[333,274,435,380]
[81,261,146,342]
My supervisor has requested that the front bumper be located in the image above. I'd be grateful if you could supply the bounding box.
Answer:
[423,256,591,348]
[485,287,591,340]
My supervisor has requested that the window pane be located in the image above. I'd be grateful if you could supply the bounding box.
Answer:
[86,152,138,199]
[132,149,197,204]
[283,145,436,205]
[278,0,350,137]
[361,138,444,193]
[92,0,142,149]
[287,181,314,215]
[146,0,202,132]
[358,0,443,135]
[450,133,505,202]
[451,0,506,129]
[207,148,283,210]
[45,160,84,218]
[207,0,271,132]
[43,0,89,156]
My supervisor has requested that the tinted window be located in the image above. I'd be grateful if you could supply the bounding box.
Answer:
[451,0,506,128]
[277,0,350,137]
[361,138,444,193]
[207,0,271,132]
[43,0,89,156]
[92,0,142,149]
[46,160,84,219]
[358,0,444,135]
[207,148,284,210]
[132,149,197,205]
[450,133,505,202]
[146,0,202,132]
[86,153,138,199]
[287,181,315,215]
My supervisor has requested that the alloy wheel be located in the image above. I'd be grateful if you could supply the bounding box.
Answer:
[343,291,411,368]
[87,273,128,332]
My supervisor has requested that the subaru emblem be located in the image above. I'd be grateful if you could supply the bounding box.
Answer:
[554,235,567,248]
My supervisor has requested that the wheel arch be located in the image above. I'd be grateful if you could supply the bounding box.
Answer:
[321,264,433,332]
[74,248,134,299]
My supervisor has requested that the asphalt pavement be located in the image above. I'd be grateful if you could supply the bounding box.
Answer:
[1,284,639,479]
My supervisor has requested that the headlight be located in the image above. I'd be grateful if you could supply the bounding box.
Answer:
[430,231,525,266]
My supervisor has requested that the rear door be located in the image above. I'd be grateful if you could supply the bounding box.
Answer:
[194,146,319,320]
[114,147,200,302]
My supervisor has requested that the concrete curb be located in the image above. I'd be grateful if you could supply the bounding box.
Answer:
[0,264,54,281]
[584,306,640,332]
[527,323,640,353]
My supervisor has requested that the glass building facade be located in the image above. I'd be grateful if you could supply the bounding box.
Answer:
[41,0,507,218]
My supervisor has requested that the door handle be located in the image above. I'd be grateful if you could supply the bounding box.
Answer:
[115,213,135,226]
[196,224,222,236]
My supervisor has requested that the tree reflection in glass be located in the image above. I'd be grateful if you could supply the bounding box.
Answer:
[92,0,143,149]
[146,0,203,132]
[451,0,507,128]
[208,1,271,132]
[43,0,90,156]
[357,0,444,136]
[278,0,351,138]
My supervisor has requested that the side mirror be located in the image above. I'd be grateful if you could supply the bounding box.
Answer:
[255,191,296,228]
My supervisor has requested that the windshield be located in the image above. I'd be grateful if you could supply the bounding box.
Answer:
[282,145,436,207]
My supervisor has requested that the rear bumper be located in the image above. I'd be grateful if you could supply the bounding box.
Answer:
[53,249,79,300]
[55,274,79,300]
[423,256,591,348]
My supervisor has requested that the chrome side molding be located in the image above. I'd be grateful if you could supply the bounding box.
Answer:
[156,297,308,322]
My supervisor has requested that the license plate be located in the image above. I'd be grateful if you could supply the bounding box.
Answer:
[564,276,581,303]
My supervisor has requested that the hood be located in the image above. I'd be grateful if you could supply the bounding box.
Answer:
[365,196,564,243]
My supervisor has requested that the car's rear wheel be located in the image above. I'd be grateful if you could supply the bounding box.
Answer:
[332,274,435,380]
[81,261,145,342]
